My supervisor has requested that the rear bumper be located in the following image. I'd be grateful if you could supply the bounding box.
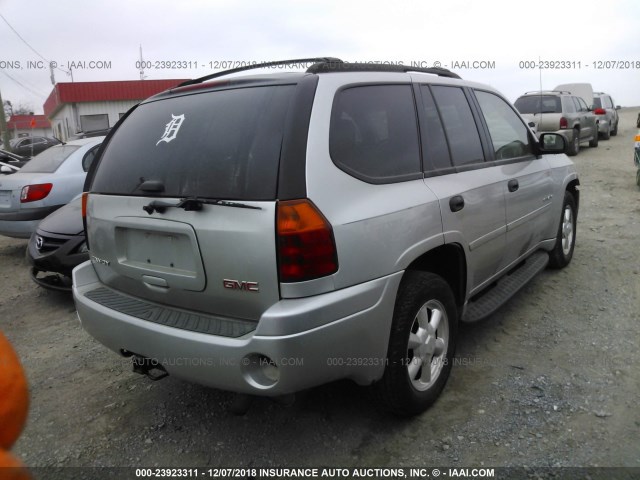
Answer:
[0,205,63,238]
[0,219,42,238]
[73,261,402,396]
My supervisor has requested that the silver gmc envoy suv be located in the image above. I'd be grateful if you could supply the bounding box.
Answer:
[73,58,579,416]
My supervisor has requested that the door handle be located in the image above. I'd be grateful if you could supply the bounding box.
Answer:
[508,179,519,192]
[449,195,465,212]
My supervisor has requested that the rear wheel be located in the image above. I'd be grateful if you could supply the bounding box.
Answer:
[548,191,577,269]
[589,127,599,147]
[567,130,580,156]
[610,121,618,136]
[373,271,457,416]
[600,124,610,140]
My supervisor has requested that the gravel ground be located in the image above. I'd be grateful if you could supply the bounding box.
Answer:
[1,108,639,476]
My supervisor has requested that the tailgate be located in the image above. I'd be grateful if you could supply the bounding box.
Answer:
[86,194,279,321]
[534,113,563,132]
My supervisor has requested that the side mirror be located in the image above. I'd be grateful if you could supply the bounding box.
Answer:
[538,133,567,154]
[616,105,621,110]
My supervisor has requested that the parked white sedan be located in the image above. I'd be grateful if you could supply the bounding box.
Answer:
[0,137,104,238]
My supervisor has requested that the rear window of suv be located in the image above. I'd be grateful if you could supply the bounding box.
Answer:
[514,95,561,114]
[18,145,80,173]
[91,85,295,200]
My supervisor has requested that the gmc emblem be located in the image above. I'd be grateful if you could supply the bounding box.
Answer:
[223,279,259,292]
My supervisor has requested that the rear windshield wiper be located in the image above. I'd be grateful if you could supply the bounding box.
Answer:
[143,197,262,215]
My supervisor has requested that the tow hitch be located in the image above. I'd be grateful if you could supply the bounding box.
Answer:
[131,354,169,381]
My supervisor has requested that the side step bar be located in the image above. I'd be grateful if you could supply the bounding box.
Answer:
[462,251,549,323]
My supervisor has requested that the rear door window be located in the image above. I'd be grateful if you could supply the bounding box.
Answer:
[418,86,452,170]
[329,84,421,182]
[430,86,484,167]
[91,85,295,200]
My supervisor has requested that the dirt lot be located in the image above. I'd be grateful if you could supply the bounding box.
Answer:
[2,109,639,474]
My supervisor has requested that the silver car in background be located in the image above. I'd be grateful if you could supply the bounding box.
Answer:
[514,90,599,156]
[592,91,620,139]
[0,137,104,238]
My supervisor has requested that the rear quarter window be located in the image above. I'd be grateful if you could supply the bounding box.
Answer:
[91,85,295,200]
[329,84,421,183]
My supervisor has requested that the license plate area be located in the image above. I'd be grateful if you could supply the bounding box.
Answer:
[112,218,206,291]
[118,228,196,272]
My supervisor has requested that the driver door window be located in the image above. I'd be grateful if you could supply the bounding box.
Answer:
[474,90,532,160]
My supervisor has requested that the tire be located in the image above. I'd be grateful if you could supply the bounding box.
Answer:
[373,271,458,416]
[600,124,610,140]
[610,121,618,137]
[567,130,580,156]
[548,191,577,269]
[589,128,599,147]
[636,169,640,188]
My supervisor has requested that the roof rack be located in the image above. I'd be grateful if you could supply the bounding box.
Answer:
[178,57,342,86]
[306,60,461,79]
[178,57,461,87]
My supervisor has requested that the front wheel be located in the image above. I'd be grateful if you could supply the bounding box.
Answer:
[373,271,458,416]
[548,191,577,269]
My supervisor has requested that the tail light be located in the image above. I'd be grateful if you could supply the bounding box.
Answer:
[277,199,338,283]
[20,183,52,203]
[81,192,89,218]
[594,108,606,115]
[559,117,568,129]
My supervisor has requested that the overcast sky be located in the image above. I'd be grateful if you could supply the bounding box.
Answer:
[1,0,639,115]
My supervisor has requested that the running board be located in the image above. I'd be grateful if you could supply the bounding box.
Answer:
[462,251,549,323]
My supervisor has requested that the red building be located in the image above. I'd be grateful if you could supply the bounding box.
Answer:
[7,114,52,138]
[43,79,187,141]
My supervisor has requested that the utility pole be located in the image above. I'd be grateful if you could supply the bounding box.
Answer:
[0,88,12,152]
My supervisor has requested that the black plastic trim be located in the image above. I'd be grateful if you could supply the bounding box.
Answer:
[277,75,319,200]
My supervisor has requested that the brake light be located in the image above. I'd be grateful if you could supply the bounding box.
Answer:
[594,108,606,115]
[20,183,52,203]
[559,117,568,129]
[277,199,338,282]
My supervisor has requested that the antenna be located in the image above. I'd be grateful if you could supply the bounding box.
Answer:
[139,45,146,80]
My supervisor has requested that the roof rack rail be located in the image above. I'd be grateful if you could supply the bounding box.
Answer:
[306,61,461,79]
[177,57,461,87]
[524,90,571,95]
[178,57,343,87]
